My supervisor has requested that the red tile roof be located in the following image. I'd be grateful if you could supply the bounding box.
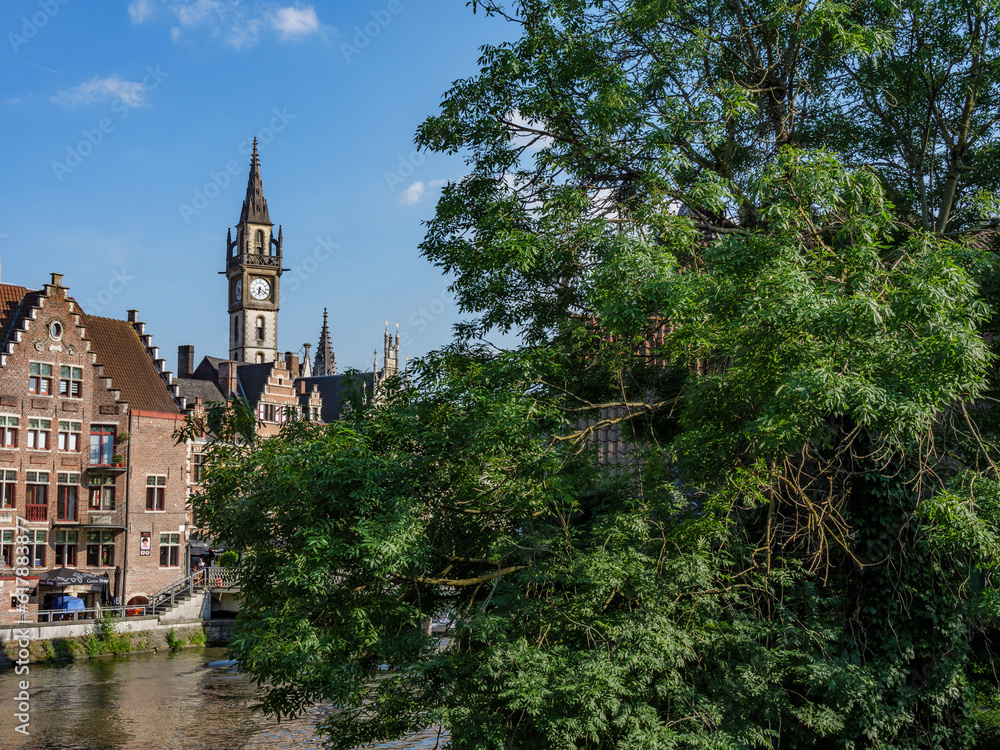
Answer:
[0,284,29,344]
[81,314,180,414]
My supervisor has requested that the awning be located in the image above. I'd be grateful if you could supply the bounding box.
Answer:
[189,541,212,556]
[38,567,111,587]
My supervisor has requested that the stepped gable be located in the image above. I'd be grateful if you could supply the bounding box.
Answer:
[82,313,181,414]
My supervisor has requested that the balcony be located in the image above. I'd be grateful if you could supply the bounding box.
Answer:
[87,457,126,475]
[25,504,47,522]
[227,252,282,271]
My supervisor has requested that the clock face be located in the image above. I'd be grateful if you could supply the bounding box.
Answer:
[234,279,243,302]
[249,278,271,300]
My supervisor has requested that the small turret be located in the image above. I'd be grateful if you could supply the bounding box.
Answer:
[314,308,337,376]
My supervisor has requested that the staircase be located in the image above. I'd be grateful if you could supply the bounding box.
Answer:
[148,569,211,622]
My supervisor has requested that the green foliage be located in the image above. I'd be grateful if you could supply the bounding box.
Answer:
[165,628,184,651]
[188,629,207,646]
[84,612,133,657]
[187,1,1000,748]
[37,640,55,661]
[218,550,239,568]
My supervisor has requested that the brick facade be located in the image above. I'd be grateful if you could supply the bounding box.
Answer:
[0,274,191,623]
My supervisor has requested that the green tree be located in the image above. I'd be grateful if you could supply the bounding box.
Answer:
[187,1,1000,748]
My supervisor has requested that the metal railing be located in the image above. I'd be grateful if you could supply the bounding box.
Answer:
[35,604,152,623]
[205,566,239,588]
[22,566,239,624]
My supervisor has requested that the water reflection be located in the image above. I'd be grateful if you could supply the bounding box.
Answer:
[0,648,440,750]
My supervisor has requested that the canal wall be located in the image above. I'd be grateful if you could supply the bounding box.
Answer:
[0,601,235,666]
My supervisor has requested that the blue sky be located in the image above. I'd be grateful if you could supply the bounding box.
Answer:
[0,1,512,373]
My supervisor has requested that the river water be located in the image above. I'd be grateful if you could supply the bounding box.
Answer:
[0,648,441,749]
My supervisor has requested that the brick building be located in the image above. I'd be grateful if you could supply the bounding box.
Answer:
[0,273,190,622]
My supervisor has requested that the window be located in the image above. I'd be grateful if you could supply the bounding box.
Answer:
[145,475,166,511]
[27,419,51,450]
[255,229,264,253]
[59,366,83,398]
[54,530,78,566]
[258,403,282,423]
[29,362,52,395]
[0,470,14,509]
[86,531,114,567]
[256,316,265,341]
[57,473,80,521]
[58,421,81,452]
[255,353,264,363]
[88,476,115,510]
[0,530,13,567]
[159,533,180,567]
[89,425,115,465]
[26,472,48,522]
[27,530,46,567]
[49,321,63,341]
[191,453,205,483]
[8,529,47,568]
[0,416,18,447]
[233,317,240,344]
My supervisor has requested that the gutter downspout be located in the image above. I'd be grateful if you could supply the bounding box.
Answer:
[121,409,133,606]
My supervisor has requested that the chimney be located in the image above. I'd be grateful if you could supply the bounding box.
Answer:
[127,310,139,323]
[178,345,195,379]
[284,352,299,377]
[50,272,63,288]
[217,360,239,399]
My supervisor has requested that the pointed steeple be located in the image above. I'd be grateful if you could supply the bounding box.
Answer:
[239,137,272,226]
[314,308,337,376]
[301,343,313,378]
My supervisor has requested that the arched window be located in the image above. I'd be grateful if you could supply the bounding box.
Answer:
[255,230,264,254]
[256,353,265,364]
[256,316,265,341]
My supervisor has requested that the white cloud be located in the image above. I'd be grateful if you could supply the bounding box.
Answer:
[272,5,320,39]
[227,17,263,49]
[2,98,22,106]
[398,179,446,206]
[129,0,157,23]
[131,1,326,48]
[51,76,149,108]
[174,0,224,27]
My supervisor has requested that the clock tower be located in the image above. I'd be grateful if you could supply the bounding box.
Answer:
[226,138,282,363]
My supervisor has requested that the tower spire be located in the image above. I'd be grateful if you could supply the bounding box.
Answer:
[314,308,337,376]
[239,137,272,225]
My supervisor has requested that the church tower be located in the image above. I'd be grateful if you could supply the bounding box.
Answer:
[226,138,282,363]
